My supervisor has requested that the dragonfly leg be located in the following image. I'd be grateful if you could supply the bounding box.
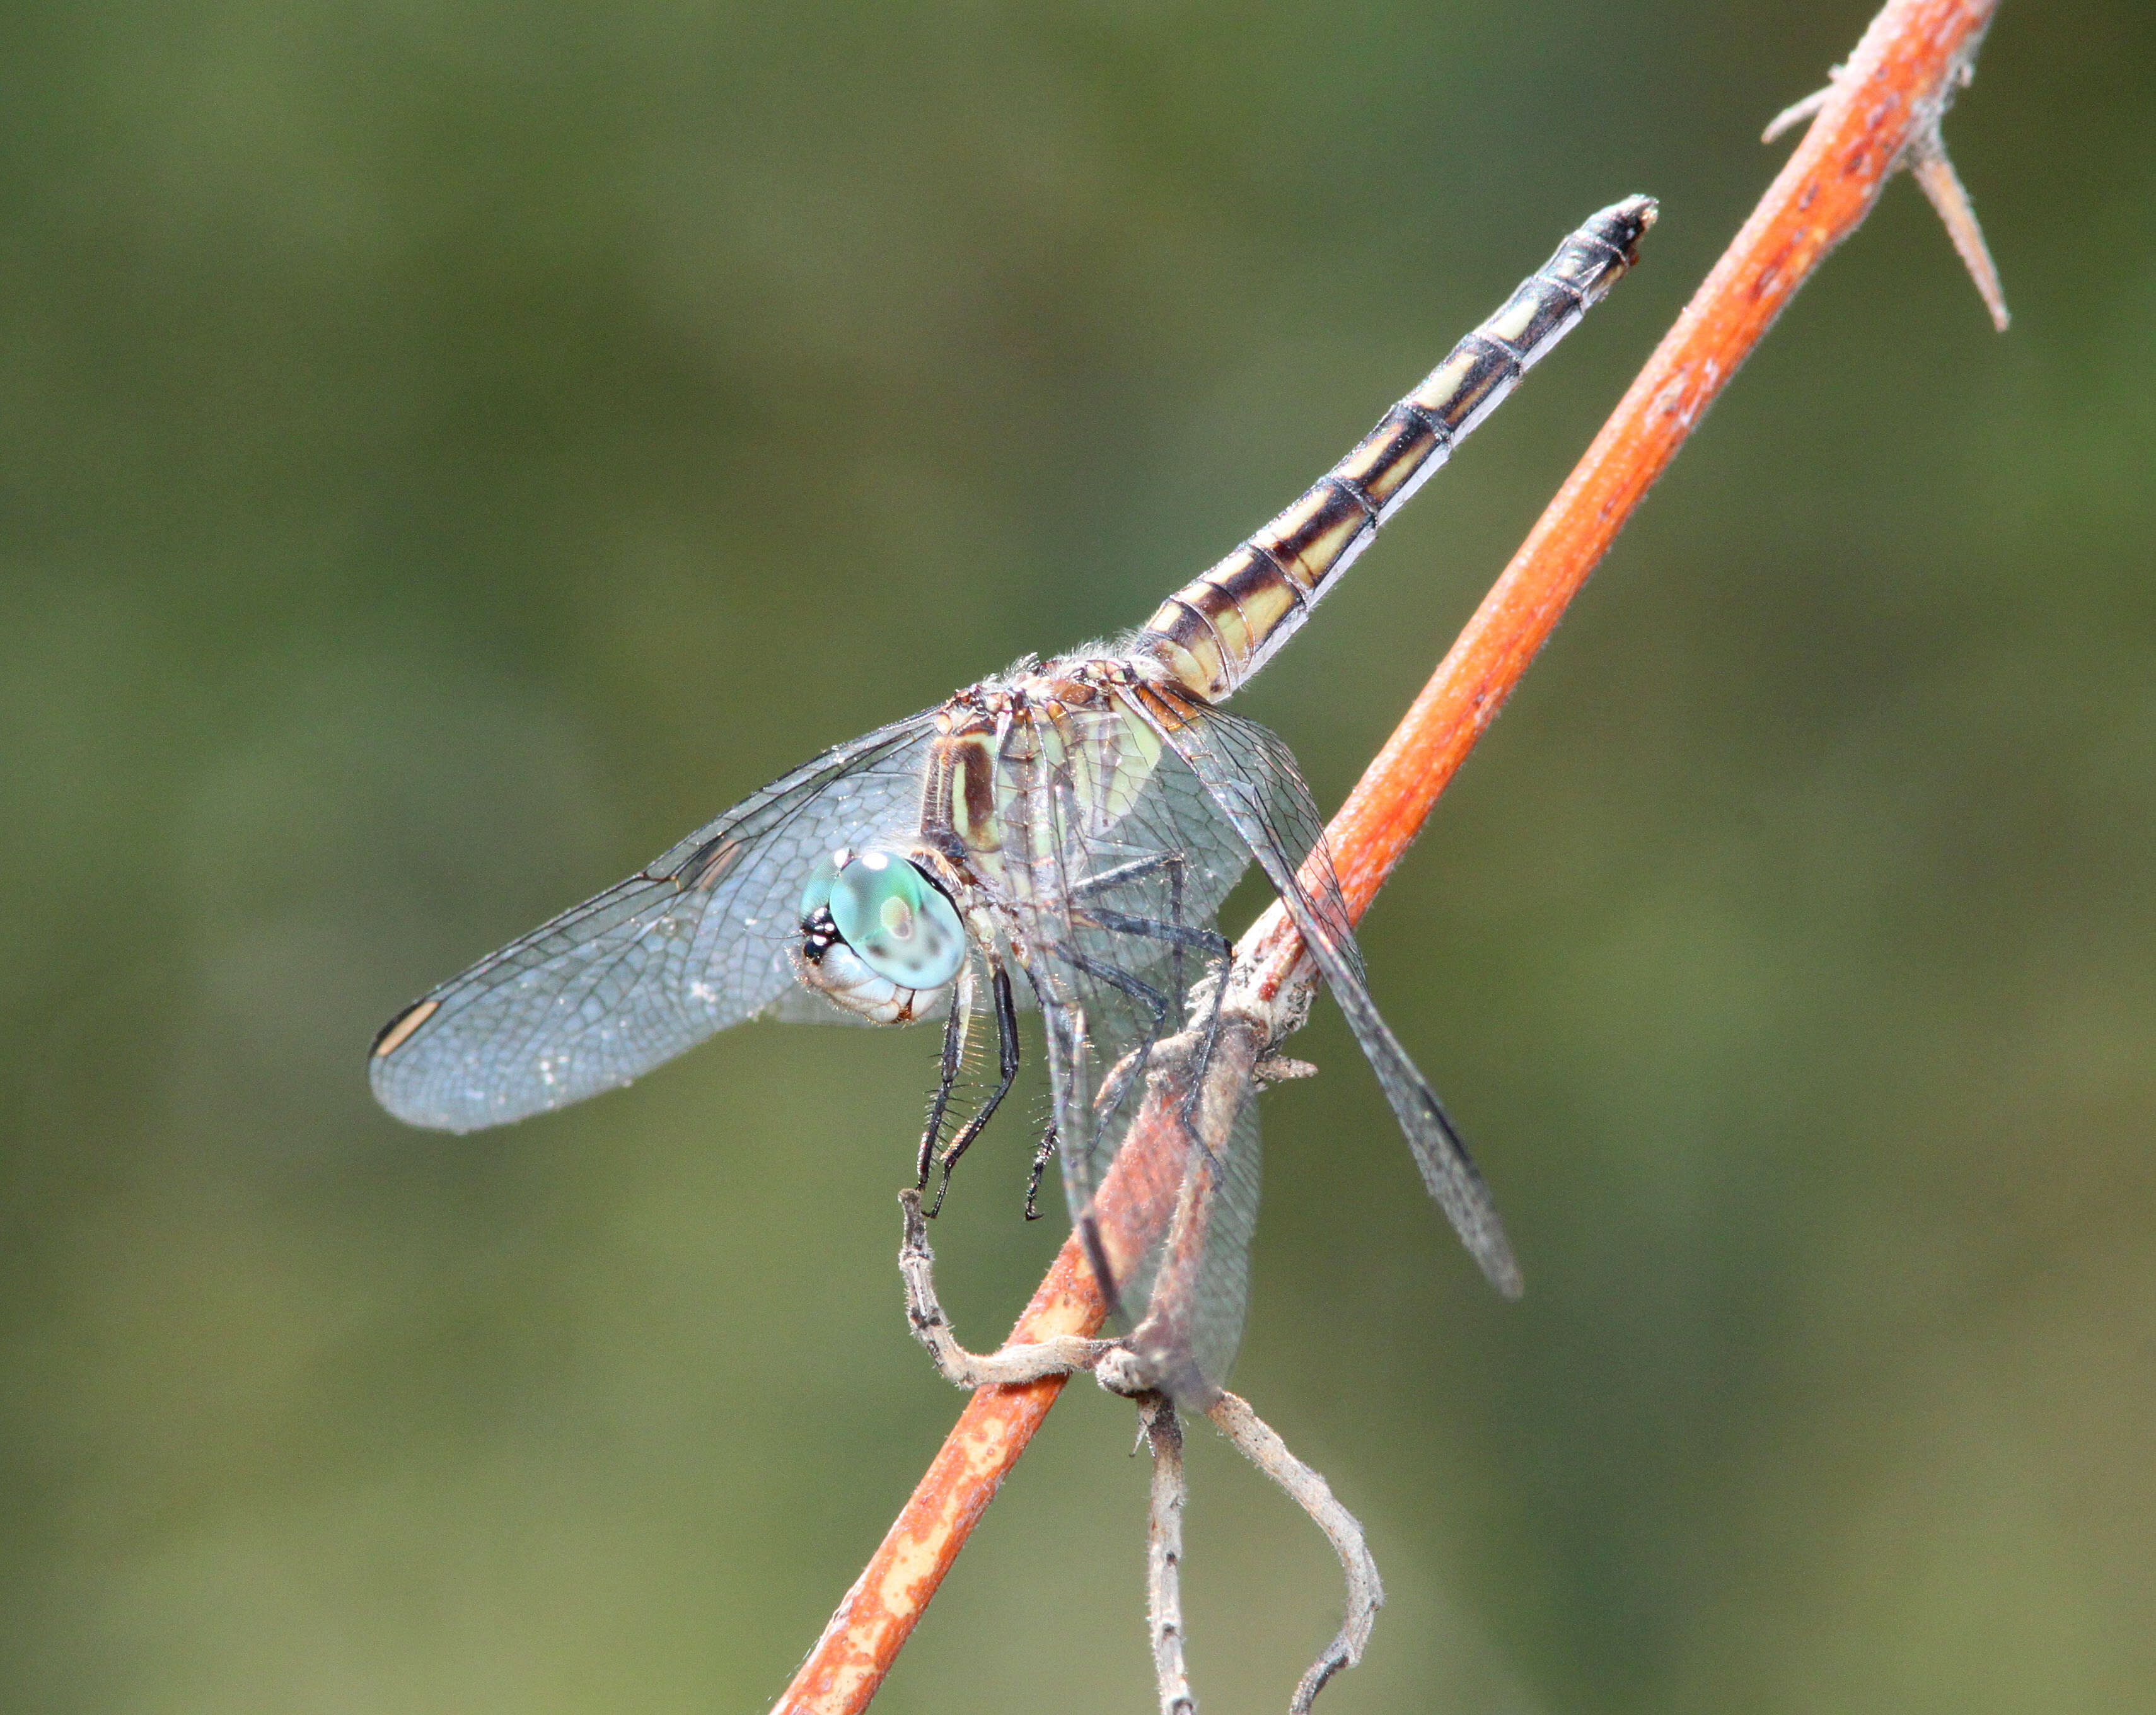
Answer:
[1067,849,1207,1026]
[926,962,1022,1217]
[1206,1390,1383,1714]
[1135,1393,1195,1715]
[896,1189,1111,1386]
[915,968,973,1186]
[1077,902,1227,1013]
[1083,908,1227,962]
[1024,1124,1057,1221]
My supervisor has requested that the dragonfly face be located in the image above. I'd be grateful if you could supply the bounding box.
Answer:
[794,847,966,1024]
[369,196,1656,1403]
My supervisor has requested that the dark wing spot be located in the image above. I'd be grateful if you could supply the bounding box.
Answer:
[371,996,441,1059]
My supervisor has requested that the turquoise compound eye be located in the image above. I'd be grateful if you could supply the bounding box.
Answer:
[809,850,965,989]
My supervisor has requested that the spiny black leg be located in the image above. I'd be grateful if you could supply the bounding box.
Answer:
[927,962,1023,1217]
[1067,851,1197,1024]
[1060,945,1173,1021]
[1024,1125,1058,1221]
[917,989,968,1187]
[1081,909,1229,962]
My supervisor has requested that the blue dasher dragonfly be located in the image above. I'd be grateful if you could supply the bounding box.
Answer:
[371,197,1655,1405]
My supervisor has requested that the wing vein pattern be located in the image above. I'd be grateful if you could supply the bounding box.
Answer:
[371,712,942,1131]
[1125,687,1522,1298]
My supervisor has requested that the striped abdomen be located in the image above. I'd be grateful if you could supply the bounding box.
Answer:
[1138,195,1656,702]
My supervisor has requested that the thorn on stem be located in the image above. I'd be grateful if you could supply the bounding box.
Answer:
[1761,81,1833,144]
[1909,134,2011,331]
[1763,66,2007,334]
[1762,64,1846,144]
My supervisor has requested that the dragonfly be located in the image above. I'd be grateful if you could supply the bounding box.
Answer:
[371,196,1655,1405]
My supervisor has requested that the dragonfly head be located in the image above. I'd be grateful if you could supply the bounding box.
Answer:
[793,846,966,1024]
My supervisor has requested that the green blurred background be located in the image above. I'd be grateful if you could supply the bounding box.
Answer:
[4,1,2152,1710]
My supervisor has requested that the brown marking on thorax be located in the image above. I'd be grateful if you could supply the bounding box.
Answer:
[922,689,1001,861]
[919,661,1139,866]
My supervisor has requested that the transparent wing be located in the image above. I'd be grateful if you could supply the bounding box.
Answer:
[369,712,943,1131]
[1116,1086,1263,1406]
[1124,683,1522,1298]
[988,702,1258,1400]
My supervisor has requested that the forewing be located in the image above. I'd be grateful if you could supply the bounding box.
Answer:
[1125,686,1523,1298]
[370,712,942,1131]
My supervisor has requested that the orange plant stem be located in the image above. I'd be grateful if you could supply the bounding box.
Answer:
[775,1249,1104,1715]
[773,3,1998,1707]
[1321,0,1998,927]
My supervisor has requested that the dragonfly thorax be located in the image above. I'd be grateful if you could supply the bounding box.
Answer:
[794,846,966,1024]
[926,661,1169,870]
